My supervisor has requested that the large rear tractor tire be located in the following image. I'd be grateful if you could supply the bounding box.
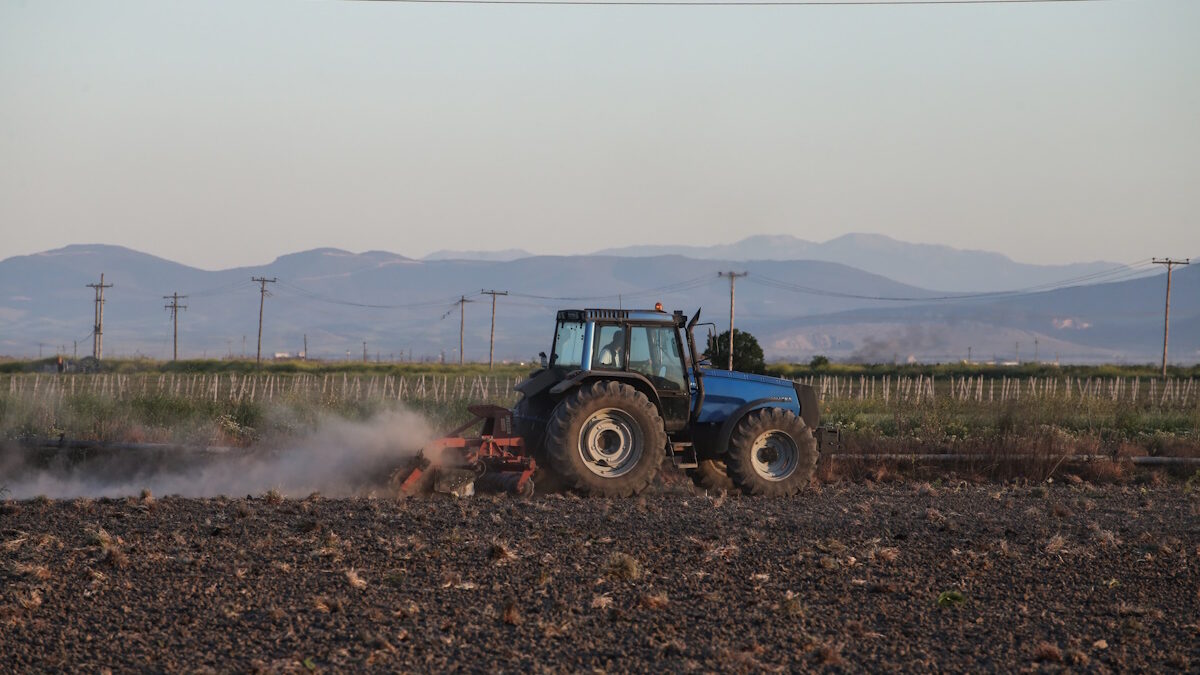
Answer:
[513,395,567,493]
[544,381,666,497]
[688,459,735,492]
[724,408,817,497]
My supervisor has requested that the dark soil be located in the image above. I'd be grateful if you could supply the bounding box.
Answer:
[1,484,1197,672]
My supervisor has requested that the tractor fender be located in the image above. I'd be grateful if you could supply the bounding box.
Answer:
[515,368,560,399]
[549,370,664,416]
[793,383,820,430]
[715,397,799,457]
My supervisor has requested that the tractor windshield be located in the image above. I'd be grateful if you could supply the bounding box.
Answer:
[551,320,585,368]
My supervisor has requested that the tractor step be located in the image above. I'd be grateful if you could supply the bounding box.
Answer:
[669,441,698,469]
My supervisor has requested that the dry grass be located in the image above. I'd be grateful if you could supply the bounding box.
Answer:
[89,528,128,568]
[2,535,28,553]
[1088,522,1121,547]
[640,592,669,610]
[1044,534,1067,555]
[11,563,51,581]
[1032,642,1062,663]
[487,540,516,563]
[780,591,804,617]
[1050,502,1072,518]
[16,589,43,610]
[815,642,845,666]
[606,552,641,581]
[345,568,367,589]
[501,601,522,626]
[1066,649,1090,666]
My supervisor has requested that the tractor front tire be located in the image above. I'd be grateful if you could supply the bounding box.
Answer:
[688,459,735,493]
[724,408,817,496]
[544,381,665,497]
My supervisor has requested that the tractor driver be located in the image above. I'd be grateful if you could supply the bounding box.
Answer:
[597,329,624,368]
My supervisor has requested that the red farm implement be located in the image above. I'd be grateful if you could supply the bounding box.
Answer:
[390,404,536,497]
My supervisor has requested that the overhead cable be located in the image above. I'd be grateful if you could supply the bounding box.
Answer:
[359,0,1103,6]
[746,259,1159,303]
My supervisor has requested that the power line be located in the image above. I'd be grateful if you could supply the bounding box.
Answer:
[183,278,257,299]
[252,277,277,364]
[274,280,469,310]
[481,289,509,369]
[507,274,716,302]
[452,295,475,365]
[85,273,113,360]
[1152,257,1190,378]
[359,0,1102,6]
[164,292,188,361]
[746,259,1158,303]
[717,271,748,371]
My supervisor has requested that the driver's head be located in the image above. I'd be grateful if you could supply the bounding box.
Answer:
[611,329,623,345]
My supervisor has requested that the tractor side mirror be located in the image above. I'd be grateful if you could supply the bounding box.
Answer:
[539,351,548,368]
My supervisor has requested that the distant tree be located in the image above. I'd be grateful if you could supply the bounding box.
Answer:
[809,355,830,369]
[706,329,766,374]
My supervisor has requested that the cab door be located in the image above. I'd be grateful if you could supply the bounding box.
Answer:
[628,324,691,432]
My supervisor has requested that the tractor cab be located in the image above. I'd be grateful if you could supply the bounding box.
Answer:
[546,308,694,431]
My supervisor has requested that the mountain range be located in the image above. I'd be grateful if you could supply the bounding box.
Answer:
[426,233,1128,294]
[0,238,1194,365]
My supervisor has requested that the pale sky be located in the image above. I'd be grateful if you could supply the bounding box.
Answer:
[1,0,1197,269]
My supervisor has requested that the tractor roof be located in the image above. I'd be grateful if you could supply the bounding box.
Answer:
[557,308,677,324]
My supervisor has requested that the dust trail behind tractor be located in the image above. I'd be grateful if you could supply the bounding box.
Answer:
[390,404,536,497]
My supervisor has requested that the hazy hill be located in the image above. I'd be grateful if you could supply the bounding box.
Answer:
[595,233,1127,293]
[0,244,1194,365]
[423,249,533,262]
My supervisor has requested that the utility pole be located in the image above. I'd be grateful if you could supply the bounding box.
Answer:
[1033,338,1039,364]
[303,334,308,360]
[163,292,187,361]
[454,295,474,365]
[481,289,508,369]
[251,277,276,364]
[363,340,368,363]
[86,273,113,359]
[1153,258,1190,377]
[718,272,748,371]
[967,346,972,363]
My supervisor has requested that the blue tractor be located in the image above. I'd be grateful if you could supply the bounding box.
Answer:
[511,307,832,497]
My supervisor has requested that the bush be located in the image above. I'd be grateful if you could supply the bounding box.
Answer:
[706,330,766,374]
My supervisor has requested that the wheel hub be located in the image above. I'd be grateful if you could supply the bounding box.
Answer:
[749,430,798,482]
[578,408,644,478]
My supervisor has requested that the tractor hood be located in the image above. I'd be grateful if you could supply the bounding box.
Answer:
[696,368,817,429]
[699,368,794,389]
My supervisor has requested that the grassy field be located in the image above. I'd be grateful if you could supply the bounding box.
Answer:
[1,362,1197,480]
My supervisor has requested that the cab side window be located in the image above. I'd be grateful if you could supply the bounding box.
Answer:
[592,324,624,370]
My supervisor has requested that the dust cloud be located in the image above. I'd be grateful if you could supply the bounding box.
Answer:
[848,325,948,363]
[0,409,435,500]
